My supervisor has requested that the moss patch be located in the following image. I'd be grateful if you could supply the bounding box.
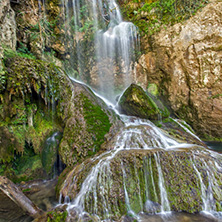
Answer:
[82,93,112,153]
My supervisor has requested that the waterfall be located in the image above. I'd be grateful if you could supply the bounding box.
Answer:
[60,0,139,102]
[153,153,171,213]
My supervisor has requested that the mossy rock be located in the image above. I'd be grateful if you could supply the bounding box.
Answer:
[59,147,222,220]
[118,83,160,120]
[59,81,123,166]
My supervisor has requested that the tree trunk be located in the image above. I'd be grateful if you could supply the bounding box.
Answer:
[0,176,43,218]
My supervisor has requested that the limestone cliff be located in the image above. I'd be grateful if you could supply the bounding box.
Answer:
[134,1,222,141]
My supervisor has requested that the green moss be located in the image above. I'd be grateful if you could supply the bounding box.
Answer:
[3,48,36,60]
[81,93,112,153]
[0,52,65,181]
[121,0,209,36]
[119,84,160,120]
[202,134,222,142]
[22,188,32,193]
[147,83,159,96]
[47,210,68,222]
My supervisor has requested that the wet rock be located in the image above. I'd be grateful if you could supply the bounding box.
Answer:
[118,83,162,120]
[58,79,123,166]
[41,131,63,175]
[144,200,161,214]
[59,146,222,220]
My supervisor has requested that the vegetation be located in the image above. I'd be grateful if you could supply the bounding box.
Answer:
[47,210,68,222]
[121,0,209,35]
[0,51,64,182]
[82,93,112,154]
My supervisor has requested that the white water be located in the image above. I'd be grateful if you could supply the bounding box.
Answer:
[173,118,201,141]
[60,0,139,102]
[154,153,171,213]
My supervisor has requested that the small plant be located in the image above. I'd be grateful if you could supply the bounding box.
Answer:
[121,0,209,36]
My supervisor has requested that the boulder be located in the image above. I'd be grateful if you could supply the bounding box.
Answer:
[57,116,213,221]
[118,83,169,120]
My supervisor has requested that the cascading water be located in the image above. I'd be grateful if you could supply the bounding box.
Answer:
[60,0,139,102]
[92,0,139,100]
[58,110,222,221]
[60,116,180,220]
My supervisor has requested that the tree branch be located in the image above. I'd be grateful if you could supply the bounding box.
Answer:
[0,176,43,218]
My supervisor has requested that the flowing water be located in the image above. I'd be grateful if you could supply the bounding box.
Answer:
[60,0,139,102]
[58,108,222,221]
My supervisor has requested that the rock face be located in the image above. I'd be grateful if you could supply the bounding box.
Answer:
[135,2,222,141]
[0,0,16,50]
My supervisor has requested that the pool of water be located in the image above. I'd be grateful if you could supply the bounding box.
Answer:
[205,142,222,153]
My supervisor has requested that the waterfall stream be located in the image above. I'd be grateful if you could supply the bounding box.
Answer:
[60,0,139,102]
[58,109,222,221]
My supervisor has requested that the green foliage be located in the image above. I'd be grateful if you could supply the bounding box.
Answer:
[121,0,209,35]
[47,211,68,222]
[3,47,36,60]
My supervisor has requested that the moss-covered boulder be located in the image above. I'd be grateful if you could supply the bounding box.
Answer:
[57,117,214,221]
[59,146,222,221]
[58,80,123,166]
[118,83,169,120]
[0,49,122,181]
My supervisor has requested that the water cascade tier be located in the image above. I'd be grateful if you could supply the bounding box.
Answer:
[58,116,222,221]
